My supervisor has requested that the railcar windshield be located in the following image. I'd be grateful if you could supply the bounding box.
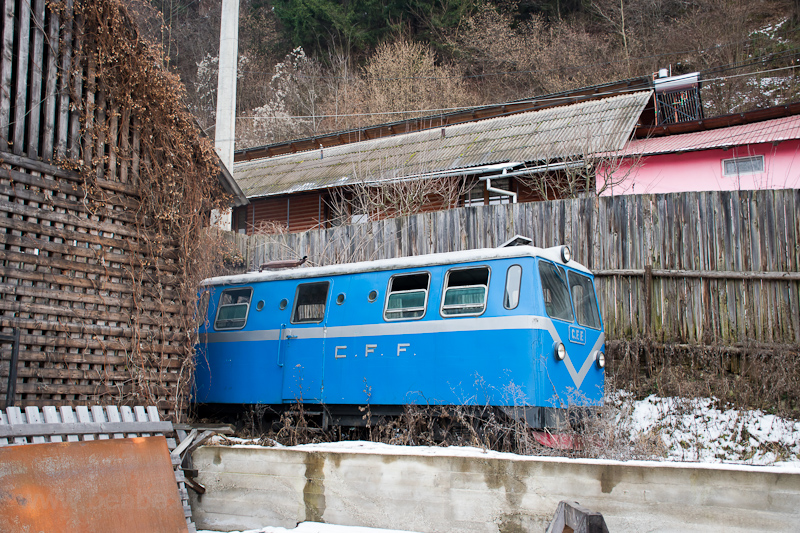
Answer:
[539,262,574,322]
[568,271,601,329]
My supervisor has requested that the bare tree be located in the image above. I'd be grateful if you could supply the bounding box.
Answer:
[237,47,330,148]
[516,132,644,199]
[327,175,470,224]
[591,0,633,76]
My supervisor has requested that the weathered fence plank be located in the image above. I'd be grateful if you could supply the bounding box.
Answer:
[230,190,800,347]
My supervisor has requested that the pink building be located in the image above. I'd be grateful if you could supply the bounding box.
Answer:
[600,112,800,195]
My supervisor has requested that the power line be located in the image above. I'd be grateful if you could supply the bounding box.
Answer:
[231,65,799,122]
[702,64,800,84]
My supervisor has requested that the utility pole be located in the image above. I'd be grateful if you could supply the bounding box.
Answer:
[213,0,240,229]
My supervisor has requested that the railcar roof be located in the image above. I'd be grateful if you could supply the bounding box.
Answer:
[203,246,592,287]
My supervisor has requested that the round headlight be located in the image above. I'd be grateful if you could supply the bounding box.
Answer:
[554,342,566,361]
[561,246,571,263]
[596,351,606,368]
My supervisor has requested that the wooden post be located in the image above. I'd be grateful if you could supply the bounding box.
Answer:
[644,264,652,338]
[2,329,20,409]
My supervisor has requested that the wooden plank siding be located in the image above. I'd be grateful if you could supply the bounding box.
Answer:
[229,189,800,348]
[0,0,224,419]
[235,176,554,235]
[233,193,327,234]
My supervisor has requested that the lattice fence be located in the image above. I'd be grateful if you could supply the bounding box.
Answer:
[0,0,229,417]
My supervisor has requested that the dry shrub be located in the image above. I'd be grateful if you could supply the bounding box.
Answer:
[533,18,625,94]
[251,400,668,461]
[252,220,289,235]
[446,4,545,100]
[360,38,477,124]
[327,177,468,223]
[447,4,627,100]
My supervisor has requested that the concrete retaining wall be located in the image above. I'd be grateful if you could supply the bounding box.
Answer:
[189,445,800,532]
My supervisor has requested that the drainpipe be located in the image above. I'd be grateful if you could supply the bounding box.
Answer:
[481,168,517,203]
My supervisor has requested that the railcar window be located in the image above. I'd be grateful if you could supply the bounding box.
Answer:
[441,267,489,317]
[292,282,330,323]
[568,271,601,329]
[504,265,522,309]
[384,272,430,320]
[214,287,253,330]
[539,262,574,322]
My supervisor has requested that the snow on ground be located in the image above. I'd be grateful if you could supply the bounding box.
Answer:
[616,393,800,466]
[199,524,422,533]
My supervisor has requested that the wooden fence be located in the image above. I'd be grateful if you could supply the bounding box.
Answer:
[227,189,800,347]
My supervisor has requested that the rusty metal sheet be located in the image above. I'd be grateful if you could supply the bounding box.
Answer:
[0,436,188,533]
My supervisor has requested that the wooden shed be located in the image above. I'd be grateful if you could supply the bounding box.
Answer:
[0,0,246,419]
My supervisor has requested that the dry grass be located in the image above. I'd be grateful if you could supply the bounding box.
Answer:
[235,392,667,462]
[608,340,800,419]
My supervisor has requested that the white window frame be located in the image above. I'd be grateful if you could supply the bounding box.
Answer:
[440,266,491,318]
[722,155,764,177]
[213,287,253,331]
[383,272,430,321]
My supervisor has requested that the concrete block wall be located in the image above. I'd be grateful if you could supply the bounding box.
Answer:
[189,445,800,532]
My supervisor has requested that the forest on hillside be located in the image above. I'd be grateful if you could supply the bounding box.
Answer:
[132,0,800,150]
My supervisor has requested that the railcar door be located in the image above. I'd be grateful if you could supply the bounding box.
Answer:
[279,279,332,404]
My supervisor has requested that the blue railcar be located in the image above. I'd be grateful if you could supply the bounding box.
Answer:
[194,242,605,429]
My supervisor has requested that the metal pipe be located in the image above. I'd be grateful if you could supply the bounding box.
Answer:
[482,168,517,203]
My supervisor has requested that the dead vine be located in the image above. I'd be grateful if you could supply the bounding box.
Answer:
[62,0,233,420]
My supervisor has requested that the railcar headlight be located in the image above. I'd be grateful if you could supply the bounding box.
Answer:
[554,342,566,361]
[561,246,571,263]
[596,351,606,368]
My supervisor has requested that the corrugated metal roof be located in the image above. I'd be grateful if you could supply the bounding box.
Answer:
[234,91,653,198]
[621,114,800,157]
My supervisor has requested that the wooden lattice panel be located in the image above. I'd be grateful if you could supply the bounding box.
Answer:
[0,0,195,418]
